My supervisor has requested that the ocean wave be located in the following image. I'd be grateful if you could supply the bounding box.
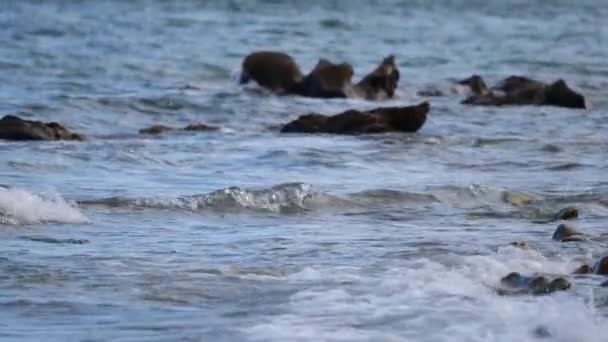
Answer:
[79,183,327,214]
[0,187,89,225]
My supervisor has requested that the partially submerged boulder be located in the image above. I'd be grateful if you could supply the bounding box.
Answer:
[497,272,571,296]
[281,101,429,134]
[240,51,303,93]
[462,75,586,109]
[572,264,593,275]
[240,51,400,100]
[0,114,83,141]
[139,123,219,135]
[291,59,356,98]
[594,256,608,276]
[354,55,400,100]
[552,223,584,242]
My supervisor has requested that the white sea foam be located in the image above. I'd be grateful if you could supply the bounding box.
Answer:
[246,248,606,342]
[0,187,89,225]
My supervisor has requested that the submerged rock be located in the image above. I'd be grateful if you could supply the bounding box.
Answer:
[462,75,586,109]
[139,123,219,135]
[281,102,429,134]
[497,272,571,296]
[552,223,584,242]
[0,114,84,141]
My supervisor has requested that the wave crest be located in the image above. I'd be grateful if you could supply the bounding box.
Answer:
[81,182,320,213]
[0,187,89,225]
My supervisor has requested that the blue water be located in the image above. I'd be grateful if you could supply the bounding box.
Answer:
[1,1,608,341]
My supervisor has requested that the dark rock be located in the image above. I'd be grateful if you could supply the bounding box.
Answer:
[510,241,530,249]
[497,272,571,296]
[533,325,552,338]
[291,59,355,98]
[593,256,608,276]
[601,280,608,287]
[456,74,488,95]
[355,55,400,100]
[552,223,583,242]
[240,51,303,93]
[462,76,586,109]
[548,277,571,292]
[572,264,593,274]
[553,207,578,221]
[183,123,220,132]
[544,80,586,109]
[0,114,83,141]
[139,125,175,135]
[140,123,219,135]
[281,102,429,134]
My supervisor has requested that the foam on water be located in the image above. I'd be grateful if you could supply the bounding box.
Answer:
[247,247,606,342]
[0,187,89,225]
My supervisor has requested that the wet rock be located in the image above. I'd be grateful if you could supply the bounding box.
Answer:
[510,241,530,249]
[139,123,219,135]
[552,223,584,242]
[572,264,593,274]
[240,51,400,100]
[553,207,578,221]
[462,76,586,109]
[533,325,552,338]
[281,102,429,134]
[456,75,488,95]
[240,51,303,93]
[291,59,355,98]
[354,55,400,100]
[0,114,84,141]
[593,256,608,276]
[497,272,571,296]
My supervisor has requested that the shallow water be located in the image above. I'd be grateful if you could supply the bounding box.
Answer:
[1,0,608,341]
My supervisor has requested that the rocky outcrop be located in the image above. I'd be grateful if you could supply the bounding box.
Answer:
[281,102,429,134]
[0,114,84,141]
[240,51,400,100]
[462,75,586,109]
